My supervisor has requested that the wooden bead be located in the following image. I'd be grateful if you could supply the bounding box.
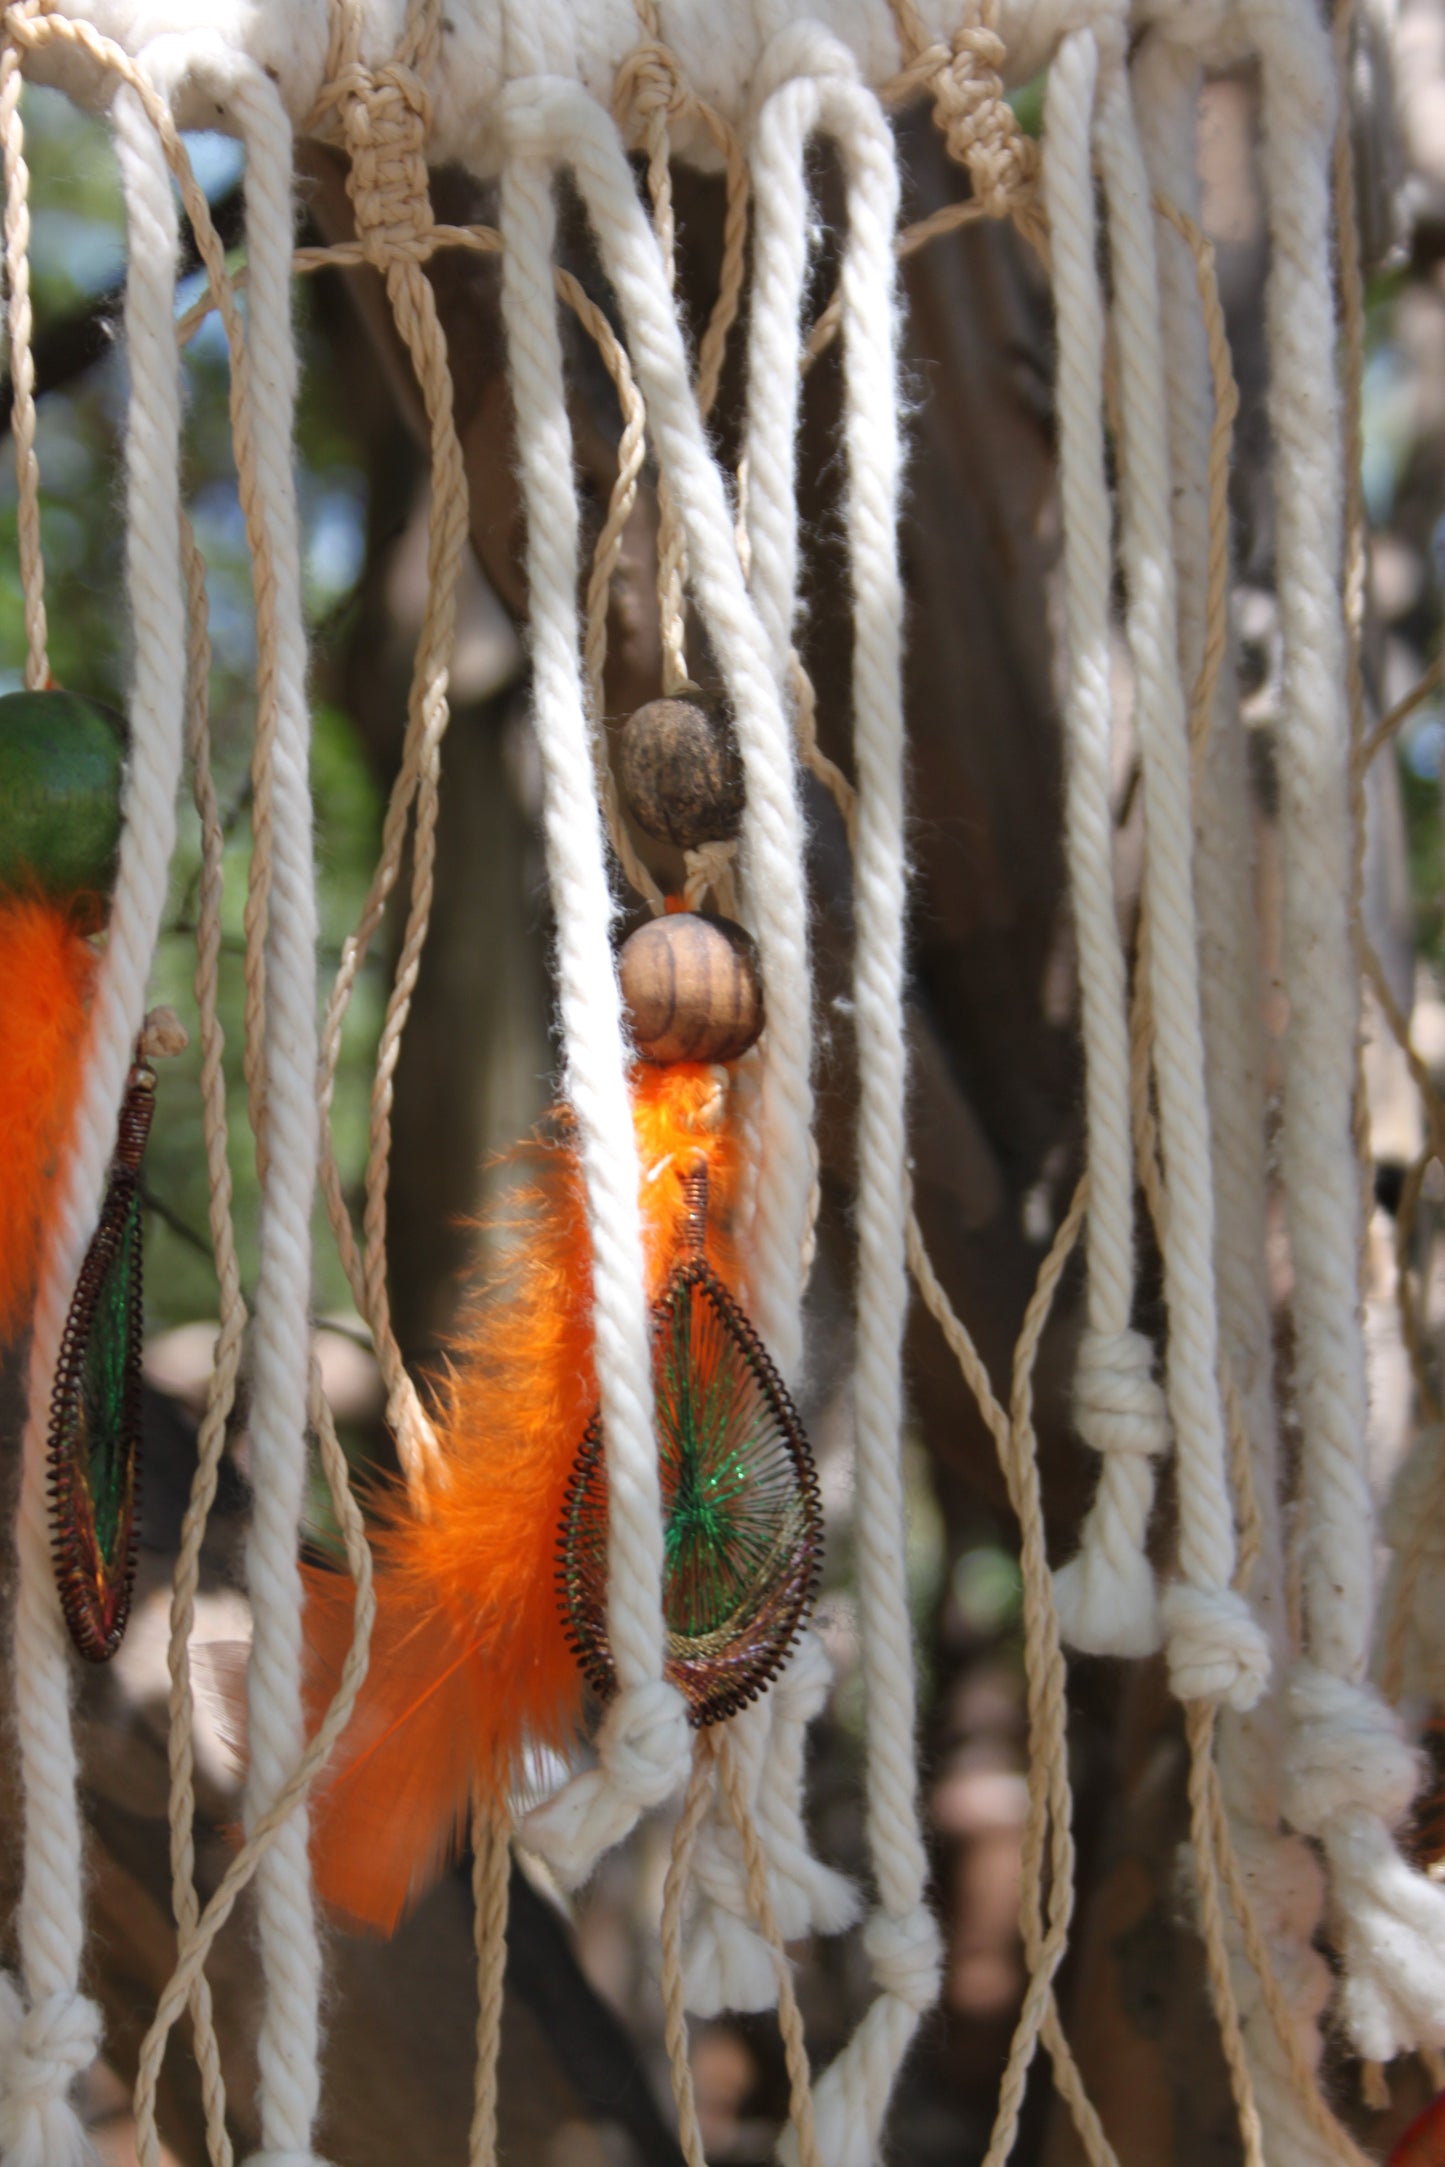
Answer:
[618,911,764,1066]
[0,688,125,905]
[618,696,744,850]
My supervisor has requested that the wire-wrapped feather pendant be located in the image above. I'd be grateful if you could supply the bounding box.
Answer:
[47,1057,154,1662]
[559,1160,823,1725]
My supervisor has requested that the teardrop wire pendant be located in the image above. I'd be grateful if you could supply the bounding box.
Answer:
[559,1156,823,1725]
[47,1052,155,1662]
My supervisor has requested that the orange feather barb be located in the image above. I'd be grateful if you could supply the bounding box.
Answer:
[0,893,96,1344]
[303,1061,766,1936]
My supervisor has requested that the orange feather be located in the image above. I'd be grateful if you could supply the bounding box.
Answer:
[304,1061,740,1934]
[0,894,96,1343]
[1392,2093,1445,2167]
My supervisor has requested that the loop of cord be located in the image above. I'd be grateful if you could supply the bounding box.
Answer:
[220,57,330,2161]
[0,60,190,2165]
[498,64,820,1432]
[1131,18,1355,2156]
[1090,35,1269,1716]
[313,0,464,1497]
[494,75,683,1877]
[737,37,944,2155]
[1041,18,1171,1663]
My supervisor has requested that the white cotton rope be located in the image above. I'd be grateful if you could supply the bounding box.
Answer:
[0,77,184,2167]
[1132,29,1338,2158]
[25,0,1116,146]
[222,61,331,2162]
[728,31,941,2162]
[498,109,688,1887]
[1092,41,1269,1716]
[1043,21,1171,1663]
[1232,0,1445,2061]
[683,17,891,2017]
[497,61,831,1892]
[735,29,819,1393]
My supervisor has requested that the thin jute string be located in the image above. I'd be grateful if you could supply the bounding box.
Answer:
[622,1,690,702]
[134,515,246,2167]
[310,0,467,1498]
[659,1728,822,2167]
[614,0,749,918]
[134,1345,376,2167]
[469,1800,510,2167]
[661,1740,716,2167]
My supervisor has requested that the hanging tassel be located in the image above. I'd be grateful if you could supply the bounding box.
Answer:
[302,1058,820,1936]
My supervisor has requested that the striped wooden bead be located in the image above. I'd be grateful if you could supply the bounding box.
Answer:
[618,910,763,1065]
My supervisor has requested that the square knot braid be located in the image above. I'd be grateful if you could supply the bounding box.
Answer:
[336,59,435,269]
[902,14,1041,225]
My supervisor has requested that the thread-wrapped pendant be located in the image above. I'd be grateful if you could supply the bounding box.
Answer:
[559,1161,822,1725]
[47,1058,154,1662]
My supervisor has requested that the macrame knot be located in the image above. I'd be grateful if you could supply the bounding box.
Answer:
[600,1675,693,1801]
[520,1679,692,1888]
[1052,1326,1169,1656]
[863,1902,943,2014]
[920,15,1040,222]
[1280,1663,1420,1836]
[612,39,692,138]
[1073,1324,1170,1459]
[339,60,434,270]
[1160,1580,1270,1709]
[0,1977,102,2166]
[0,1983,101,2106]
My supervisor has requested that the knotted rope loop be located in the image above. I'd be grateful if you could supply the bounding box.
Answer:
[612,36,693,138]
[336,56,435,269]
[0,1983,102,2109]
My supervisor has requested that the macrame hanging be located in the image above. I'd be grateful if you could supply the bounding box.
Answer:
[0,0,1442,2164]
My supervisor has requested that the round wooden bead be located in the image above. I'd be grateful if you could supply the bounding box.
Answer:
[619,911,764,1066]
[0,688,125,905]
[618,696,745,851]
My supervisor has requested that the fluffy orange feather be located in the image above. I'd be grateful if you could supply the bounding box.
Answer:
[0,894,96,1343]
[304,1060,740,1934]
